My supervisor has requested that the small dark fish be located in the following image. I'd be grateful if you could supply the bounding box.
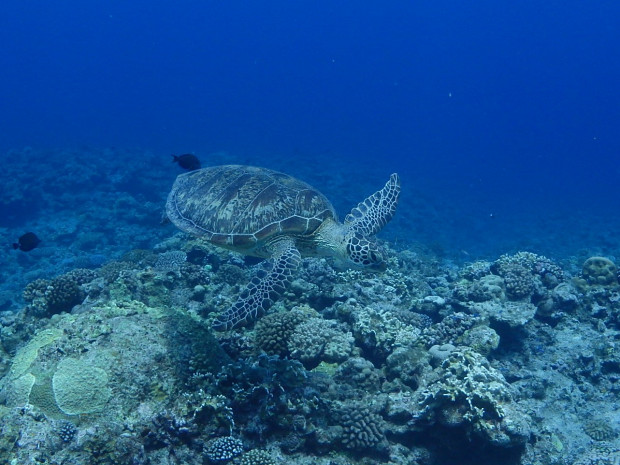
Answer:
[172,154,201,171]
[13,232,41,252]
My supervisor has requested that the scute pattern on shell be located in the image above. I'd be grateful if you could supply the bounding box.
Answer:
[166,165,336,251]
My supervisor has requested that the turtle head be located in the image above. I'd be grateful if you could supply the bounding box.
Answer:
[341,231,386,271]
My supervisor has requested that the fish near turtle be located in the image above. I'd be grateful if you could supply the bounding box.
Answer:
[13,232,41,252]
[166,164,400,329]
[172,153,201,171]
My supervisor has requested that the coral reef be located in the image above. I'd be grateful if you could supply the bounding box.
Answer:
[416,348,530,447]
[2,241,620,465]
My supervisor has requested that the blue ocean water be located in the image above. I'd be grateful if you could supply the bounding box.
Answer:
[2,4,620,465]
[1,0,619,264]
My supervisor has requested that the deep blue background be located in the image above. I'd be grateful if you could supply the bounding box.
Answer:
[1,0,618,258]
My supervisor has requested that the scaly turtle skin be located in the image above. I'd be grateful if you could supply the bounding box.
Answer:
[166,164,400,329]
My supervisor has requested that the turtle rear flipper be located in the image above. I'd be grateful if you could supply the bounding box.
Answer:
[345,173,401,237]
[212,238,302,330]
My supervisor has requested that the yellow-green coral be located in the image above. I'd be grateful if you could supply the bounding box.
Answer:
[52,357,111,415]
[9,328,62,380]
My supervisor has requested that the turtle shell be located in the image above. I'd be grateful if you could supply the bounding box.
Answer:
[166,165,336,253]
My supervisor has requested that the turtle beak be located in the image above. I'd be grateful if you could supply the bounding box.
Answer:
[368,249,387,271]
[372,260,388,272]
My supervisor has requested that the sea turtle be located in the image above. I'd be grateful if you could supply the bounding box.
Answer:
[166,165,400,329]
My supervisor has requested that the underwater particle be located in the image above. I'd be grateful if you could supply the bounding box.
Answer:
[12,232,41,251]
[165,165,401,330]
[172,153,201,171]
[582,256,618,286]
[52,357,111,415]
[204,436,244,462]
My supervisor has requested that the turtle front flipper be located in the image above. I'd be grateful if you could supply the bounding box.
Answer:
[212,238,302,330]
[345,173,401,237]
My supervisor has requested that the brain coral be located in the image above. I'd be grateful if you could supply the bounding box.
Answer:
[337,404,386,451]
[52,357,111,415]
[582,256,618,286]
